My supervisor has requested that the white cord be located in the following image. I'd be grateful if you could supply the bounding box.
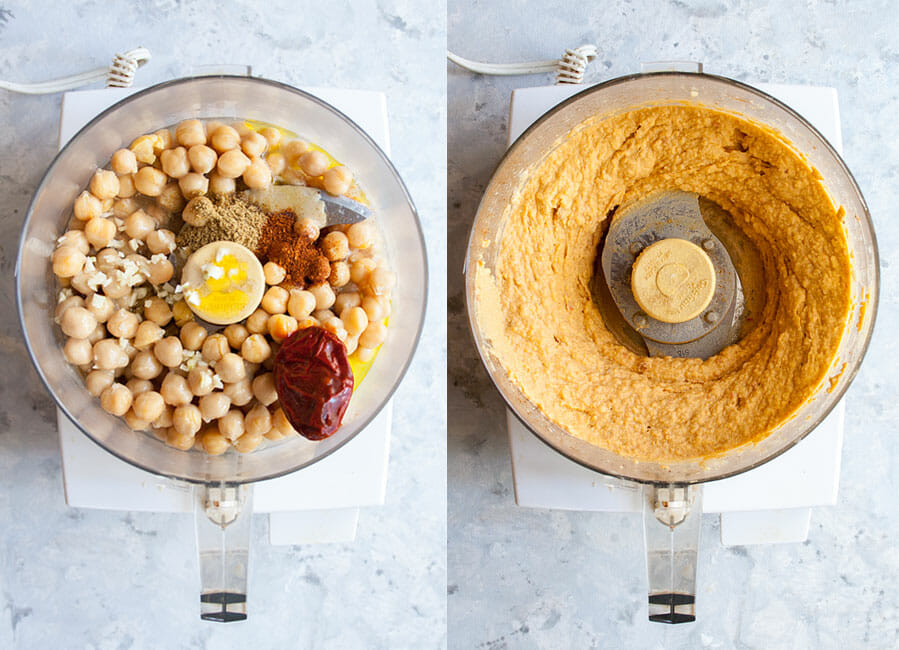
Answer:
[0,47,151,94]
[447,45,597,84]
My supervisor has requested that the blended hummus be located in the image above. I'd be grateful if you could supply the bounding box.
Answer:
[475,105,851,462]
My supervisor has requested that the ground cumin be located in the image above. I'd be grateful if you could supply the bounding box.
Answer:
[177,195,267,252]
[256,210,330,287]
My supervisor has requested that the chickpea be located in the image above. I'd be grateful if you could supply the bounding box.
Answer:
[166,428,195,451]
[87,322,107,345]
[187,144,216,175]
[100,278,128,301]
[130,350,163,380]
[259,262,285,287]
[93,339,129,370]
[133,390,165,422]
[266,151,286,176]
[172,404,202,437]
[133,166,168,197]
[350,257,377,285]
[160,372,193,407]
[86,369,115,397]
[259,126,281,148]
[52,246,86,278]
[344,335,359,356]
[240,334,271,363]
[90,169,120,200]
[334,291,362,316]
[85,293,114,323]
[204,120,226,137]
[177,321,206,351]
[218,408,245,441]
[56,295,84,320]
[58,230,90,256]
[124,210,154,241]
[73,191,103,221]
[199,333,228,363]
[111,148,138,175]
[357,298,386,326]
[116,173,136,198]
[147,257,174,285]
[64,337,92,366]
[322,165,352,196]
[107,308,140,339]
[223,324,249,349]
[123,409,149,431]
[60,306,97,339]
[312,309,336,323]
[260,286,289,315]
[308,283,336,310]
[69,272,92,295]
[208,172,236,195]
[287,289,317,319]
[341,306,369,337]
[356,346,375,363]
[281,138,310,164]
[175,119,206,147]
[233,432,263,453]
[100,383,132,416]
[200,428,229,455]
[131,320,162,349]
[246,308,270,335]
[129,134,157,164]
[143,297,172,326]
[241,131,267,158]
[215,353,246,383]
[223,377,253,406]
[153,404,173,429]
[367,267,396,296]
[322,317,348,342]
[242,157,272,190]
[244,403,272,437]
[271,407,297,437]
[157,182,185,213]
[160,146,190,179]
[347,221,374,250]
[267,314,298,343]
[178,172,209,199]
[299,150,329,177]
[359,321,387,349]
[187,366,215,397]
[320,231,350,262]
[154,336,184,368]
[144,204,170,226]
[199,392,231,422]
[210,125,240,153]
[126,378,153,395]
[153,128,174,151]
[292,215,319,241]
[216,149,250,179]
[95,247,122,271]
[84,218,116,249]
[146,229,176,255]
[329,261,350,287]
[172,299,194,325]
[115,200,140,223]
[251,373,278,406]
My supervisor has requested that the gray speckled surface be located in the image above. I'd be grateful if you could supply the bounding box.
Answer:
[448,1,898,648]
[0,1,445,648]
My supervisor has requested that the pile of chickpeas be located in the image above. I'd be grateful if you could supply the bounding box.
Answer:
[51,118,395,455]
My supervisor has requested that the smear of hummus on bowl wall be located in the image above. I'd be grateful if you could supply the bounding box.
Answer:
[475,104,851,462]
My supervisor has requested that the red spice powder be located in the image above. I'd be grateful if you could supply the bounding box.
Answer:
[256,210,330,287]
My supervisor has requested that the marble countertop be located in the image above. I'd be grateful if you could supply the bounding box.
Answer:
[0,1,446,648]
[447,1,898,648]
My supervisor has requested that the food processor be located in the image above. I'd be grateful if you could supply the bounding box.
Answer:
[17,76,427,621]
[465,71,878,622]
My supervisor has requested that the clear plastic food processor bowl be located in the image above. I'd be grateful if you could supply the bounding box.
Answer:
[464,72,878,622]
[16,76,427,620]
